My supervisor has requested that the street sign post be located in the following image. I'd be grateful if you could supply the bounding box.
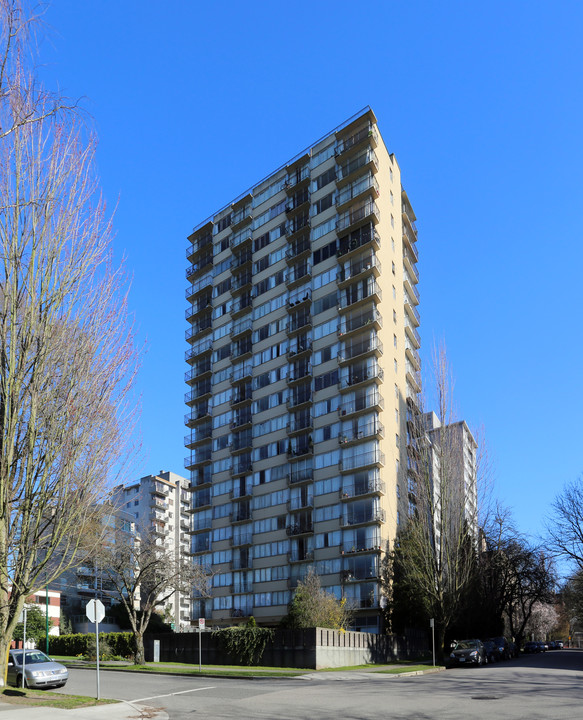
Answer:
[429,618,435,666]
[86,599,106,700]
[198,618,205,672]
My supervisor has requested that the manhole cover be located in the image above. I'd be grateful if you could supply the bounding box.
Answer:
[471,696,501,700]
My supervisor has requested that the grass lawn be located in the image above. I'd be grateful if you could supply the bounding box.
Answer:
[0,687,118,710]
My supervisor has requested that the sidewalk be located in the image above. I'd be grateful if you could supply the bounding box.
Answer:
[0,701,168,719]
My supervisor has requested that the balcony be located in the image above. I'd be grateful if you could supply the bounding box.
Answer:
[184,426,212,448]
[231,363,253,383]
[231,295,253,318]
[337,281,382,312]
[232,340,253,360]
[184,359,212,384]
[288,288,312,308]
[287,362,312,385]
[231,250,252,270]
[287,314,312,336]
[230,558,253,570]
[231,318,253,339]
[338,392,384,418]
[284,164,310,193]
[285,215,310,240]
[287,390,312,410]
[188,467,212,489]
[338,337,383,364]
[185,338,213,364]
[187,232,213,262]
[231,583,253,595]
[406,363,422,394]
[185,448,212,469]
[403,250,419,285]
[338,365,384,390]
[230,486,252,500]
[186,274,213,301]
[340,479,385,500]
[287,339,312,359]
[337,254,381,287]
[338,307,382,338]
[231,411,252,429]
[341,537,385,555]
[231,226,252,249]
[286,262,312,289]
[405,321,421,350]
[287,467,314,485]
[404,272,420,306]
[230,533,253,547]
[336,201,380,234]
[336,124,378,157]
[338,420,384,445]
[402,196,418,237]
[404,294,421,327]
[230,389,252,407]
[190,515,212,533]
[286,236,311,263]
[285,187,310,215]
[336,173,379,210]
[287,496,313,512]
[230,432,252,453]
[341,509,386,528]
[184,403,211,427]
[288,413,313,435]
[287,442,313,458]
[231,460,253,477]
[231,204,252,230]
[339,451,385,473]
[286,521,313,536]
[337,148,379,185]
[402,222,418,261]
[186,254,213,281]
[337,224,380,260]
[231,273,252,294]
[405,344,421,371]
[185,380,212,405]
[191,490,211,510]
[231,508,252,524]
[287,551,314,563]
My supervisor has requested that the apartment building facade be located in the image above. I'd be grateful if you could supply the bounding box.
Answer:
[113,471,192,630]
[185,107,421,633]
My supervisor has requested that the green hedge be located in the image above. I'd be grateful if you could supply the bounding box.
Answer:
[48,632,135,658]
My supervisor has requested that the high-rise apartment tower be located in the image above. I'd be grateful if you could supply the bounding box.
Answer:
[185,107,421,633]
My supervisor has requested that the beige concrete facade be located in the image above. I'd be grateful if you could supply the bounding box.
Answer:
[185,108,420,632]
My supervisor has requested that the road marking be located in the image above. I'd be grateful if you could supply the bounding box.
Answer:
[130,686,216,702]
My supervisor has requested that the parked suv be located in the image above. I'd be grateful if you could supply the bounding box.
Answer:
[487,636,510,660]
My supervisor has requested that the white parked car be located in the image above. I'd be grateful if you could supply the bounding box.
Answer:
[7,649,68,689]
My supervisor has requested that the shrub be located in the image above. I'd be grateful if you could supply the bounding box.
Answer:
[212,627,274,666]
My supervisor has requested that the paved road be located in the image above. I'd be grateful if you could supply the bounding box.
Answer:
[56,650,583,719]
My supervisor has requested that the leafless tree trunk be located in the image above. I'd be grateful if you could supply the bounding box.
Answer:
[0,0,138,682]
[392,343,480,658]
[98,530,211,665]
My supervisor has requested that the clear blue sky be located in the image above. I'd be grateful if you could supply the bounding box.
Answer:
[38,0,583,545]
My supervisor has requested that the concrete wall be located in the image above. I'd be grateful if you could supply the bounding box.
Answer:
[145,627,428,669]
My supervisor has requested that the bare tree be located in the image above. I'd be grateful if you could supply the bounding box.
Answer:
[547,477,583,569]
[0,0,138,681]
[391,344,480,658]
[99,530,211,665]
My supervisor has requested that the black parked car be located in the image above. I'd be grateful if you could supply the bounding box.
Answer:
[487,636,510,660]
[523,641,540,653]
[448,639,487,667]
[482,640,501,663]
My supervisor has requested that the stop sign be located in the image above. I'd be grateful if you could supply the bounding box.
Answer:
[86,598,106,624]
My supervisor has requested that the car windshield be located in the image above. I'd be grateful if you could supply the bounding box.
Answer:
[12,650,51,665]
[454,641,477,650]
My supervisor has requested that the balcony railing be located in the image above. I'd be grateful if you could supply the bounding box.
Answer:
[338,420,384,444]
[186,274,213,299]
[230,533,253,547]
[339,451,385,472]
[337,148,378,182]
[231,318,253,338]
[336,201,380,233]
[341,509,386,527]
[286,263,312,287]
[337,254,381,285]
[336,124,378,156]
[338,337,383,363]
[337,282,382,311]
[287,390,312,409]
[340,479,385,499]
[338,366,384,389]
[286,521,314,536]
[287,468,314,485]
[336,173,379,207]
[287,314,312,334]
[338,392,384,417]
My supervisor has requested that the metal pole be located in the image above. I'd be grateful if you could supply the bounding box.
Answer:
[45,585,49,655]
[199,627,202,673]
[22,609,27,689]
[95,620,100,700]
